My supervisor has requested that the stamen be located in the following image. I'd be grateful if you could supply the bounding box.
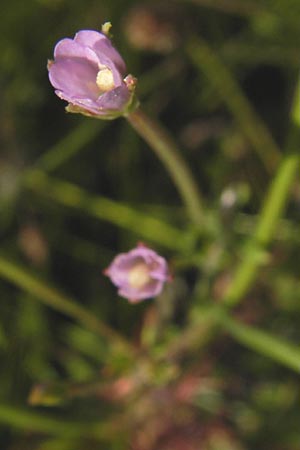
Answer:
[128,263,151,289]
[96,67,115,92]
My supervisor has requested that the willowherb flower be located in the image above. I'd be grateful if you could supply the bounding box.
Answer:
[48,24,137,119]
[104,244,170,303]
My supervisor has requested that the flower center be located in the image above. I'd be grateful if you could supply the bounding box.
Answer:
[96,67,115,92]
[128,262,151,289]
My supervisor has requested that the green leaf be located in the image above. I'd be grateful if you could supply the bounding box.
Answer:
[220,313,300,373]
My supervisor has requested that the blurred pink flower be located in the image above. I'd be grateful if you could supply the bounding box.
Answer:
[48,27,137,119]
[105,244,170,302]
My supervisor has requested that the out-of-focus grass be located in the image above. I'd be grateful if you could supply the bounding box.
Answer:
[1,0,300,449]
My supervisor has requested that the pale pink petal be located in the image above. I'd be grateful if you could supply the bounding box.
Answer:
[49,58,99,100]
[54,38,99,66]
[74,30,127,74]
[96,85,131,111]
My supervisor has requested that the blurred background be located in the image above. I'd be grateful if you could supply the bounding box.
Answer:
[1,0,300,449]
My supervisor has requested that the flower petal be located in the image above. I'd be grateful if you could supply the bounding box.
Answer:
[74,30,127,74]
[96,85,131,111]
[49,58,99,101]
[57,94,102,115]
[106,253,134,286]
[54,38,99,66]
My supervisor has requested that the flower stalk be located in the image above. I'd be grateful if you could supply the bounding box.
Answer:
[126,107,204,226]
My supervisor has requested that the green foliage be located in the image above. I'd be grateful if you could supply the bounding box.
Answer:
[1,0,300,449]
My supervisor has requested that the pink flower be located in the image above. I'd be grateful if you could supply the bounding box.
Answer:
[105,244,170,303]
[48,26,137,119]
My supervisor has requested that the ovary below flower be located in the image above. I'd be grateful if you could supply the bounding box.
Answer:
[105,244,170,303]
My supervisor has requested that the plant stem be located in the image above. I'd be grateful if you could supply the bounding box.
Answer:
[24,169,184,250]
[35,120,102,172]
[165,305,300,373]
[0,404,101,437]
[126,107,204,226]
[161,84,300,371]
[224,139,300,307]
[218,310,300,373]
[0,255,135,356]
[188,38,281,173]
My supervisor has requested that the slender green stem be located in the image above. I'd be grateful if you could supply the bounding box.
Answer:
[24,169,185,250]
[224,146,300,307]
[0,255,135,356]
[126,107,204,226]
[161,82,300,372]
[218,311,300,373]
[164,304,300,373]
[188,38,281,173]
[0,404,102,437]
[234,212,300,244]
[35,120,103,172]
[147,76,300,378]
